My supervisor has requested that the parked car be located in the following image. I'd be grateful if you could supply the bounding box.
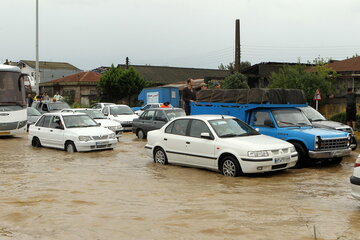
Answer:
[350,154,360,200]
[145,115,298,177]
[61,108,123,139]
[31,100,71,114]
[133,103,173,116]
[27,107,42,130]
[298,106,357,150]
[28,112,117,152]
[91,102,115,111]
[102,104,138,131]
[132,108,185,139]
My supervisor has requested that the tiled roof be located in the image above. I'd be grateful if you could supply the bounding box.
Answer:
[326,56,360,72]
[20,60,81,71]
[49,71,101,83]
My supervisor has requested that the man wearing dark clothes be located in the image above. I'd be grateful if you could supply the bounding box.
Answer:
[182,78,195,115]
[346,87,357,130]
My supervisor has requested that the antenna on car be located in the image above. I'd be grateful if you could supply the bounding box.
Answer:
[221,115,224,119]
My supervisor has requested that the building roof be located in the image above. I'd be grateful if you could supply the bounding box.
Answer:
[46,71,101,83]
[20,60,81,71]
[93,65,230,84]
[326,56,360,72]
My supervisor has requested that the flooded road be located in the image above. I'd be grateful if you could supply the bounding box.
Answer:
[1,133,360,240]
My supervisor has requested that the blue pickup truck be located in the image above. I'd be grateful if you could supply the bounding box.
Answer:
[191,89,351,167]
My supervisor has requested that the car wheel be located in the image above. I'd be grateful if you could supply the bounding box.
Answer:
[137,129,146,139]
[65,141,77,153]
[221,156,241,177]
[32,137,41,148]
[154,148,167,165]
[292,142,309,168]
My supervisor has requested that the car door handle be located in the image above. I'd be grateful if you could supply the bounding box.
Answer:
[164,138,167,141]
[50,130,53,132]
[186,141,190,144]
[38,128,40,130]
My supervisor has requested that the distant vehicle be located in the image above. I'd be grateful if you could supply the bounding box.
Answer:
[350,154,360,200]
[28,112,117,152]
[132,108,185,139]
[0,64,27,136]
[31,100,71,114]
[102,104,138,131]
[146,115,298,177]
[298,106,357,150]
[61,108,123,139]
[91,102,115,111]
[27,107,42,130]
[133,103,173,116]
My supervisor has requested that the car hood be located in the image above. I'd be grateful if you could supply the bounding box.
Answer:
[66,127,114,136]
[110,114,138,121]
[290,127,349,138]
[220,134,293,151]
[95,119,121,127]
[311,120,352,131]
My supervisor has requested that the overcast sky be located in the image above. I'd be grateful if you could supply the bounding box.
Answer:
[2,0,360,71]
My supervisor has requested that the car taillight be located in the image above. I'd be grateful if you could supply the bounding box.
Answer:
[354,162,360,168]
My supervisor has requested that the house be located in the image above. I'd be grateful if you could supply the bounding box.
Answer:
[17,60,82,83]
[40,71,101,106]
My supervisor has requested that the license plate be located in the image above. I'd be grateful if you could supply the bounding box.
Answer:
[96,141,108,147]
[274,157,290,164]
[0,132,10,135]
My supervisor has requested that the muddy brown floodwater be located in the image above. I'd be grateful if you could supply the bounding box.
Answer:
[0,133,360,240]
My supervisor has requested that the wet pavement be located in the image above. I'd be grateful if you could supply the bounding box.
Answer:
[0,133,360,240]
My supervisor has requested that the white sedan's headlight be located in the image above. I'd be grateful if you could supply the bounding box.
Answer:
[290,146,296,153]
[78,136,92,142]
[109,133,116,139]
[248,150,269,157]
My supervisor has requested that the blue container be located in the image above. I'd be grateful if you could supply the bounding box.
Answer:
[137,87,180,107]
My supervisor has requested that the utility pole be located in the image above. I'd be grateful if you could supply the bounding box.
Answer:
[35,0,40,95]
[235,19,241,73]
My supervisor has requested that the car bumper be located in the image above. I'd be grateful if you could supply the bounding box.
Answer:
[308,148,351,159]
[239,154,298,173]
[350,176,360,200]
[75,138,118,152]
[145,144,153,157]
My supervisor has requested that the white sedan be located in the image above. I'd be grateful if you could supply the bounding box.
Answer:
[28,112,117,152]
[145,115,298,177]
[350,154,360,200]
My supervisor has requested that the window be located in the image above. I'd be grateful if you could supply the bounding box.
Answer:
[41,116,52,128]
[189,120,211,138]
[171,119,189,136]
[253,112,272,127]
[42,103,49,112]
[35,116,45,127]
[165,122,174,133]
[154,110,166,121]
[142,110,155,120]
[49,116,62,128]
[102,107,109,115]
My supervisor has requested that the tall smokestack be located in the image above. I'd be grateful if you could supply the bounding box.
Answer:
[235,19,241,73]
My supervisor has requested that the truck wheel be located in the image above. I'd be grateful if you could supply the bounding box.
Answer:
[292,142,309,168]
[221,156,242,177]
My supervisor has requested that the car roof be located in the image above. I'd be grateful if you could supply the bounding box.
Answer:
[174,115,234,121]
[43,112,87,117]
[145,107,183,111]
[107,104,130,107]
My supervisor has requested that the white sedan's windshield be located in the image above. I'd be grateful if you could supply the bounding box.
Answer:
[299,106,326,121]
[63,115,98,128]
[78,110,107,119]
[110,106,134,115]
[209,118,259,138]
[273,109,312,127]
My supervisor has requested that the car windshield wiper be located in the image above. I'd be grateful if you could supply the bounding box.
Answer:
[278,121,299,126]
[220,133,243,138]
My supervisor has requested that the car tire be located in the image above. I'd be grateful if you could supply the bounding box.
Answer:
[292,142,309,168]
[221,156,242,177]
[32,137,41,148]
[137,129,146,139]
[154,147,168,165]
[65,141,77,153]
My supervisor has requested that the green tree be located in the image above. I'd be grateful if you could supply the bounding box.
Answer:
[222,72,249,89]
[98,65,149,104]
[218,61,251,73]
[268,64,337,100]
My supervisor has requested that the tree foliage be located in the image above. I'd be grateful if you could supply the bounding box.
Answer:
[268,64,337,100]
[98,65,149,104]
[222,72,249,89]
[218,61,251,73]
